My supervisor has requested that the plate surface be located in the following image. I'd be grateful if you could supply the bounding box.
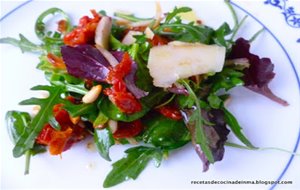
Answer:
[0,1,299,190]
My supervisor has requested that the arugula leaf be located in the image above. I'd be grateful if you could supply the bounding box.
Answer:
[48,116,61,130]
[6,111,46,174]
[0,34,45,54]
[94,128,115,161]
[103,146,163,188]
[165,7,192,24]
[212,22,232,48]
[222,107,256,148]
[207,94,222,109]
[114,12,153,22]
[179,79,214,163]
[13,85,65,157]
[98,97,149,122]
[109,35,128,51]
[208,67,244,93]
[142,114,190,149]
[128,43,153,91]
[35,8,71,42]
[156,23,213,43]
[6,111,31,144]
[37,55,87,95]
[93,112,109,127]
[63,102,97,117]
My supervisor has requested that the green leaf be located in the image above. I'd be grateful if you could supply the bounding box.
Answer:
[208,67,244,93]
[103,146,163,188]
[0,34,45,54]
[94,128,115,161]
[6,111,31,144]
[140,88,169,108]
[156,23,213,44]
[142,114,190,149]
[114,12,153,22]
[222,107,256,148]
[6,110,46,175]
[179,79,214,163]
[48,116,61,130]
[207,94,222,109]
[63,102,97,117]
[98,97,149,122]
[176,94,195,109]
[93,112,109,127]
[13,85,65,157]
[165,7,192,24]
[128,43,153,91]
[109,35,128,51]
[35,7,72,42]
[37,55,87,95]
[212,22,232,48]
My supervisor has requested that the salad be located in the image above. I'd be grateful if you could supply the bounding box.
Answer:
[0,1,289,188]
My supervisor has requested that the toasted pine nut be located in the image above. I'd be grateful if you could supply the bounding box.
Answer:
[82,85,102,104]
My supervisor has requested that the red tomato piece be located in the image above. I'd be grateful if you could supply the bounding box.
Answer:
[104,52,142,114]
[36,102,88,155]
[157,105,183,121]
[149,35,169,46]
[63,10,100,46]
[113,120,143,138]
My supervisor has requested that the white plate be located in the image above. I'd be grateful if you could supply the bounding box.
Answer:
[1,1,300,190]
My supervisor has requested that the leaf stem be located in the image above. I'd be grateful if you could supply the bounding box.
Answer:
[24,150,31,175]
[226,142,300,156]
[179,79,214,163]
[225,0,238,27]
[230,15,248,41]
[249,28,264,43]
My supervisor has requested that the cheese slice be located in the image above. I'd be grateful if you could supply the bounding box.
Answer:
[147,41,226,88]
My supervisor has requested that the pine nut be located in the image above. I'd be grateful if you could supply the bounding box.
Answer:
[82,85,102,104]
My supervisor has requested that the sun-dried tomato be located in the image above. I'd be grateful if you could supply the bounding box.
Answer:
[149,35,169,46]
[63,10,100,46]
[36,102,88,155]
[57,19,68,34]
[157,105,183,121]
[104,52,142,114]
[47,53,66,69]
[113,120,143,138]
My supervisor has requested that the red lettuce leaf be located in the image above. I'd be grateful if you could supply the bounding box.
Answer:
[228,38,288,106]
[112,51,148,99]
[181,109,229,172]
[61,45,110,82]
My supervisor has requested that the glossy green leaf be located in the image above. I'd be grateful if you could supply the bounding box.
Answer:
[165,7,192,23]
[6,111,31,144]
[13,85,65,157]
[94,128,115,161]
[103,146,163,188]
[222,107,256,148]
[0,34,45,54]
[143,114,190,149]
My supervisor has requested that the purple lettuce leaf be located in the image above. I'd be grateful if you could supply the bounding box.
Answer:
[61,45,110,82]
[228,38,288,106]
[112,51,148,99]
[181,109,229,172]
